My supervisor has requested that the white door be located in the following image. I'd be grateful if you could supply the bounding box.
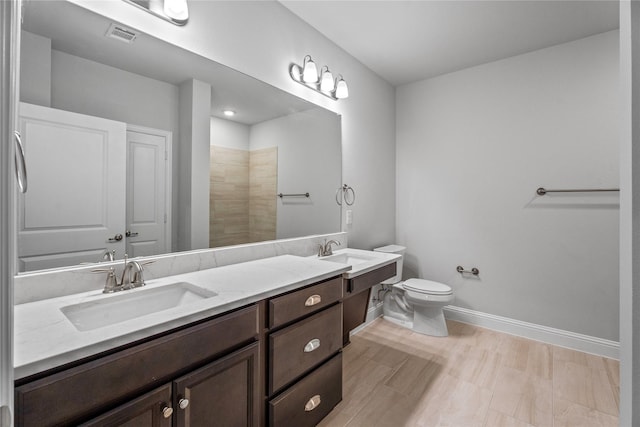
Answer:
[125,126,171,258]
[17,103,127,271]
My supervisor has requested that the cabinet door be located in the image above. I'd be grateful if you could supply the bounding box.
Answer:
[80,384,173,427]
[173,343,260,427]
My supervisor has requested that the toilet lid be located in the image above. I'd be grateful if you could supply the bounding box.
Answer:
[402,278,452,295]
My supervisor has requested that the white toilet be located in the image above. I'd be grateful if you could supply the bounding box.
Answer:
[374,245,454,337]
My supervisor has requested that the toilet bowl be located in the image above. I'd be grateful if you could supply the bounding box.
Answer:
[375,245,454,337]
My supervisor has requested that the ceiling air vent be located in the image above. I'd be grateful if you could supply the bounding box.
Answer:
[105,23,137,44]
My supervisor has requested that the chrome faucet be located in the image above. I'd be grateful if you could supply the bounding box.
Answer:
[93,255,147,293]
[102,250,115,262]
[318,239,340,257]
[121,260,145,289]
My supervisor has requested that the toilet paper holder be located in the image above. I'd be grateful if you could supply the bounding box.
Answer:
[456,266,479,275]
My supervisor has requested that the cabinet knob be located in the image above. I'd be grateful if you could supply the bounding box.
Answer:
[179,398,190,410]
[304,394,322,412]
[304,338,321,353]
[304,294,322,307]
[161,406,173,418]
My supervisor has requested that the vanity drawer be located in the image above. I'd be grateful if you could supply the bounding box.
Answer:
[269,276,342,328]
[346,262,396,294]
[269,303,342,394]
[269,353,342,427]
[15,304,259,427]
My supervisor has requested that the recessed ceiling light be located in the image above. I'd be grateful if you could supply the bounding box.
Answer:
[223,110,236,117]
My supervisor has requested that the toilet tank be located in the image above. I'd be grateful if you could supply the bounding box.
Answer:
[373,244,406,285]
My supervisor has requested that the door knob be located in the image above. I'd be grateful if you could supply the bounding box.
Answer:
[125,230,139,237]
[108,233,123,242]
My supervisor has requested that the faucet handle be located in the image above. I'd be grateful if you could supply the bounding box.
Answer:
[92,267,120,293]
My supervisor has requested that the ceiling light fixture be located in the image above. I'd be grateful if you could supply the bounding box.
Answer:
[223,109,236,117]
[122,0,189,26]
[289,55,349,101]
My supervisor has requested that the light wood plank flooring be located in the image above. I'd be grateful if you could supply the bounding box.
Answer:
[320,318,619,427]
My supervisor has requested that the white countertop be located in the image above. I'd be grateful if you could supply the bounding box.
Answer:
[14,254,350,379]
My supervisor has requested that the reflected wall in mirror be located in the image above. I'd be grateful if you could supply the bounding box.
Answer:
[18,1,342,273]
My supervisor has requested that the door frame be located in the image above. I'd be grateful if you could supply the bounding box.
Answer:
[126,124,173,254]
[0,0,20,424]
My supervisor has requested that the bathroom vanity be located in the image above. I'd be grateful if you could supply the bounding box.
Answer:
[13,250,400,426]
[315,249,399,345]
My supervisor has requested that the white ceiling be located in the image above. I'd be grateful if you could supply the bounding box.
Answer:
[280,0,619,87]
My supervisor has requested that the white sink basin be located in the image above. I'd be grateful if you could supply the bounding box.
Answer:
[319,252,378,266]
[315,248,401,278]
[60,282,217,331]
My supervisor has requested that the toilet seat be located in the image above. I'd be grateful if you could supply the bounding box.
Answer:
[402,278,452,295]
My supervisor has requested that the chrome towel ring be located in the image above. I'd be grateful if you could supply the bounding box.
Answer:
[335,184,355,206]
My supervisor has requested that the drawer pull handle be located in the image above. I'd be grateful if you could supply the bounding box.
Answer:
[304,395,322,412]
[178,398,190,410]
[305,294,322,306]
[161,406,173,418]
[304,338,321,353]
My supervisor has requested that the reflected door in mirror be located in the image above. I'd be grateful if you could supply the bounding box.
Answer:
[126,126,172,258]
[18,103,127,272]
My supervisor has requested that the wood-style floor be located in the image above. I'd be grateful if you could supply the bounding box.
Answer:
[320,318,619,427]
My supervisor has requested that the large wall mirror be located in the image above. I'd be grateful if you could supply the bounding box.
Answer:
[18,1,342,273]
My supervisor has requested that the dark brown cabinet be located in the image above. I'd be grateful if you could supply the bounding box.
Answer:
[266,277,344,427]
[15,305,260,427]
[342,262,396,345]
[80,385,174,427]
[174,343,260,427]
[80,343,260,427]
[269,353,342,427]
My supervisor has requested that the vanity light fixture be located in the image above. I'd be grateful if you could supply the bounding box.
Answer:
[290,55,349,100]
[122,0,189,26]
[302,55,319,83]
[163,0,189,24]
[335,75,349,99]
[320,66,335,92]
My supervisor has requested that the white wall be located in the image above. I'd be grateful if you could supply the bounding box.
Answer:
[250,108,341,238]
[51,51,179,135]
[210,117,250,150]
[396,31,619,341]
[178,79,211,251]
[20,31,50,106]
[69,0,396,251]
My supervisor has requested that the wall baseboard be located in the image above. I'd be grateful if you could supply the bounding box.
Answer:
[444,305,619,360]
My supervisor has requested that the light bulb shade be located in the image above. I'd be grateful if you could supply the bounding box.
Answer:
[320,67,335,92]
[164,0,189,23]
[335,77,349,99]
[302,55,319,83]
